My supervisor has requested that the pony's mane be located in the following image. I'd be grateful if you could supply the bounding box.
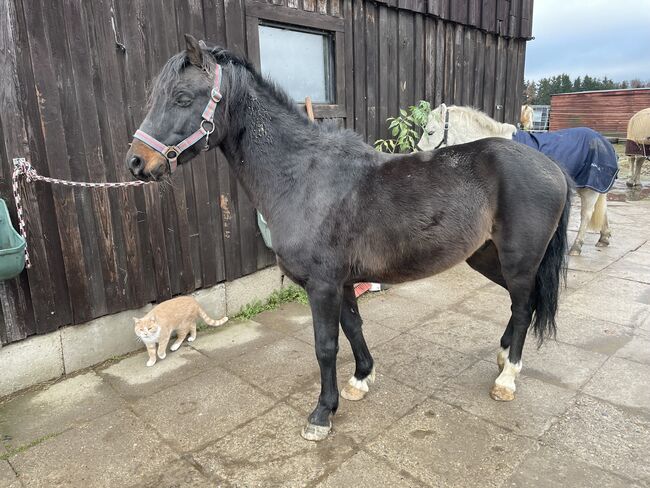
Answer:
[447,105,514,134]
[152,45,308,122]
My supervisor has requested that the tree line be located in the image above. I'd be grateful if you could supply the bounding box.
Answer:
[523,74,650,105]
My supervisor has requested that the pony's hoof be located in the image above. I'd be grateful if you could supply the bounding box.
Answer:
[490,384,515,402]
[341,367,375,401]
[595,240,610,248]
[170,343,180,351]
[157,352,166,360]
[568,247,581,256]
[146,359,156,367]
[187,336,196,342]
[301,422,331,441]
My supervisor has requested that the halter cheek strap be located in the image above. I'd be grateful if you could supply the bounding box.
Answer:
[133,64,223,173]
[434,108,450,149]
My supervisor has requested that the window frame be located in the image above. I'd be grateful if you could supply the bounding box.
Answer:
[246,1,346,118]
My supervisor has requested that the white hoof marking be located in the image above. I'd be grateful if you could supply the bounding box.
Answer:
[158,352,166,360]
[497,347,509,371]
[171,343,180,351]
[494,358,522,393]
[146,359,156,367]
[341,367,375,401]
[187,336,196,342]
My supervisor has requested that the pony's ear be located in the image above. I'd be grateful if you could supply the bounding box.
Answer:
[133,317,139,323]
[184,33,203,67]
[440,103,447,112]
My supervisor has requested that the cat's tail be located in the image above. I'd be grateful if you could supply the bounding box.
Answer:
[198,307,229,327]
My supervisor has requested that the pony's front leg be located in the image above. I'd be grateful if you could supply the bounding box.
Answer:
[340,284,375,401]
[569,189,597,256]
[302,281,343,442]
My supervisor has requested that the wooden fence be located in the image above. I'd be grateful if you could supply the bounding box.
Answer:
[0,0,531,344]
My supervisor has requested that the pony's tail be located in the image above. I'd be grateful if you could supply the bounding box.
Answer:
[531,175,572,343]
[588,193,607,231]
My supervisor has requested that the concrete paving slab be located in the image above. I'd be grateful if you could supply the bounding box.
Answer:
[367,398,536,488]
[374,333,476,393]
[315,450,425,488]
[0,371,124,451]
[582,357,650,410]
[455,285,512,326]
[432,360,576,438]
[131,366,275,452]
[554,309,633,354]
[505,445,641,488]
[605,252,650,284]
[358,294,437,332]
[0,461,21,488]
[564,269,598,292]
[560,276,650,328]
[188,319,285,363]
[409,310,502,359]
[10,409,179,487]
[99,346,210,399]
[516,340,608,391]
[129,458,217,488]
[253,302,313,335]
[540,395,650,481]
[389,264,491,309]
[613,335,650,365]
[220,336,317,400]
[287,371,427,444]
[193,403,355,487]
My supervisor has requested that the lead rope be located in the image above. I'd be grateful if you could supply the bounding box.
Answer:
[11,157,154,269]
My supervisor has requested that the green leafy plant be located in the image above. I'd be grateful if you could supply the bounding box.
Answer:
[375,101,431,153]
[233,285,308,320]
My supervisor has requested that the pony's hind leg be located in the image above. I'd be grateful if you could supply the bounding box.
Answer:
[339,285,375,401]
[595,194,611,247]
[490,260,535,402]
[627,156,643,187]
[301,281,343,442]
[569,189,599,256]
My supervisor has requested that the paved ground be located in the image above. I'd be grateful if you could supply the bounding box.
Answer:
[2,183,650,487]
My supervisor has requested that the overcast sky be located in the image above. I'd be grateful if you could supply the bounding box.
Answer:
[524,0,650,82]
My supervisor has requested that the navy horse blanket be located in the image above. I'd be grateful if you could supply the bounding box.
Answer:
[513,127,618,193]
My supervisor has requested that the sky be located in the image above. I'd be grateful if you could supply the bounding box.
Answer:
[524,0,650,82]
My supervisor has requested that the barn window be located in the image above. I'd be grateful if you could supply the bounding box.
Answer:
[245,2,347,118]
[258,24,334,104]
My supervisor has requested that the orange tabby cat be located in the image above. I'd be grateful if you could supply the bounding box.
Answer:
[134,296,228,366]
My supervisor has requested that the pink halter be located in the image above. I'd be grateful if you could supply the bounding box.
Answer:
[133,64,223,173]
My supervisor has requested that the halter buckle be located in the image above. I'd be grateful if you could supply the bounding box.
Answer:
[211,88,222,102]
[164,146,180,161]
[201,119,215,134]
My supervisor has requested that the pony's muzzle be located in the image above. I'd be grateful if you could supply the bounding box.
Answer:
[126,140,168,181]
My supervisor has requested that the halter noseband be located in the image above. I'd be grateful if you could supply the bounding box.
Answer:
[433,108,450,149]
[133,64,223,174]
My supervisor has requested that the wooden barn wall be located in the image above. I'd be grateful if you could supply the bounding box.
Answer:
[0,0,530,345]
[550,89,650,138]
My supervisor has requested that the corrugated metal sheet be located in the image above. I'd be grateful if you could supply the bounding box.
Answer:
[550,88,650,138]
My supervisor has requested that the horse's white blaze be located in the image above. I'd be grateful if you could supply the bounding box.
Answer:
[494,358,522,392]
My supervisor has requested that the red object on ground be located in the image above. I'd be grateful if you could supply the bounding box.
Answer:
[354,282,372,297]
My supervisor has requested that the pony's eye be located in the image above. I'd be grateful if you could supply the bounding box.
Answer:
[174,93,194,107]
[428,130,435,136]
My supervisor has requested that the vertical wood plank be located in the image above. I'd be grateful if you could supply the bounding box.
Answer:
[353,0,367,139]
[398,10,414,110]
[365,2,378,143]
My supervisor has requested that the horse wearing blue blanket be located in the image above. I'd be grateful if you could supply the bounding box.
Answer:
[419,105,619,255]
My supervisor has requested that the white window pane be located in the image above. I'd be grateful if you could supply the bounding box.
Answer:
[259,25,333,103]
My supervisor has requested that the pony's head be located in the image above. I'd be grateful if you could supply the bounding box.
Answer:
[126,35,232,181]
[418,104,517,150]
[520,104,534,130]
[417,103,448,150]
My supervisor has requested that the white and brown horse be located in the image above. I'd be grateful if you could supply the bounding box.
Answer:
[419,104,619,256]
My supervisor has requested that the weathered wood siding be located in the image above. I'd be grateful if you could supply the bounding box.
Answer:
[0,0,531,344]
[550,88,650,138]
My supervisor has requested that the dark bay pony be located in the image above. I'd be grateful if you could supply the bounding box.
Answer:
[126,35,572,441]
